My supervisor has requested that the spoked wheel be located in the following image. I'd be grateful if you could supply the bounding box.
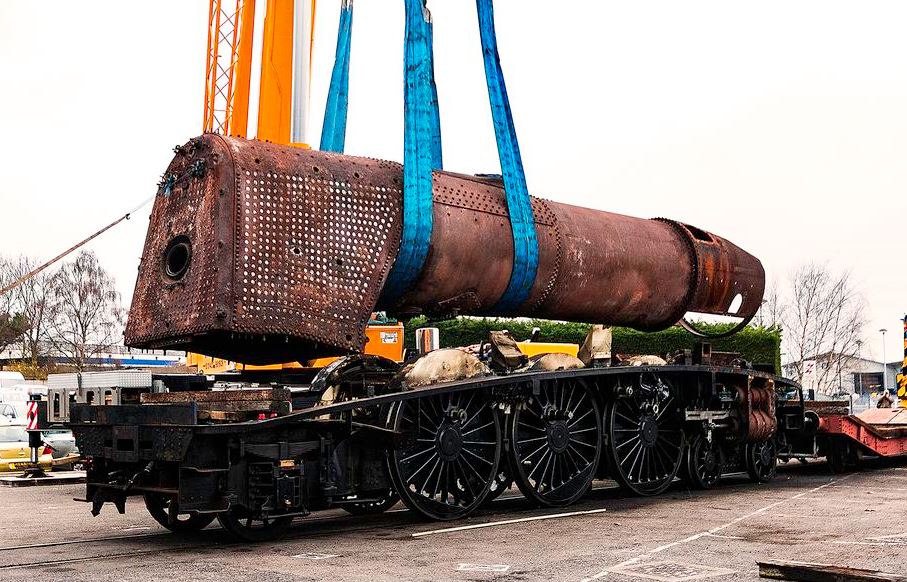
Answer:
[509,378,601,507]
[144,493,216,533]
[386,390,502,521]
[604,376,684,496]
[340,489,399,515]
[745,440,778,483]
[681,434,724,490]
[217,508,294,542]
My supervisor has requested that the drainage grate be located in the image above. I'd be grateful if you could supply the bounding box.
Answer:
[607,561,736,582]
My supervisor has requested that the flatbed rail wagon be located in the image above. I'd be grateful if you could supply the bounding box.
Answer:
[780,400,907,472]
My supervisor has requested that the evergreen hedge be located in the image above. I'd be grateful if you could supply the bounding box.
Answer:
[403,317,782,374]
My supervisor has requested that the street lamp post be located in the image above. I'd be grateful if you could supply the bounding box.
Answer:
[855,339,864,408]
[881,328,888,394]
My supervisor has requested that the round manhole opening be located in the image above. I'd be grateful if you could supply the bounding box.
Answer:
[163,236,192,281]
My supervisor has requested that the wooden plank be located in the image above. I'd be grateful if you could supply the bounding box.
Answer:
[194,400,290,414]
[758,560,907,582]
[141,388,290,404]
[71,404,197,426]
[198,410,257,422]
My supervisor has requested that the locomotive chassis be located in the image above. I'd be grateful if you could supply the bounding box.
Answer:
[71,361,801,540]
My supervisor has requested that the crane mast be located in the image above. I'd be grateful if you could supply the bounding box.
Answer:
[203,0,315,145]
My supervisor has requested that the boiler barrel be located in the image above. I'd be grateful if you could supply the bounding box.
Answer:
[124,135,764,364]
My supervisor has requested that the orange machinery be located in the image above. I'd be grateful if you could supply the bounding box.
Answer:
[203,0,315,145]
[186,316,405,373]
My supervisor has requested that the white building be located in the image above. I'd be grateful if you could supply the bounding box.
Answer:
[0,341,185,369]
[783,352,901,398]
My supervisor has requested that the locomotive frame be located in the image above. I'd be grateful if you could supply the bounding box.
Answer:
[70,358,800,541]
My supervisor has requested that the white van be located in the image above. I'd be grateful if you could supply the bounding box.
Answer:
[0,374,46,420]
[0,371,25,390]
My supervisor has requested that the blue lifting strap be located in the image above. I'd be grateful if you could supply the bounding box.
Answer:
[320,0,354,153]
[476,0,538,312]
[382,0,443,301]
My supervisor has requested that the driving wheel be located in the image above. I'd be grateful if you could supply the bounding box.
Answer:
[386,390,502,521]
[603,376,684,496]
[508,378,601,507]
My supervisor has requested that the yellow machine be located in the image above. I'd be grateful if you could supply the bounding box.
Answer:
[516,341,579,358]
[0,425,53,473]
[187,318,405,373]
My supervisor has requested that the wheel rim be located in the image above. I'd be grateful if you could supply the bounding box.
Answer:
[340,489,399,515]
[686,435,723,489]
[387,391,501,520]
[509,379,601,506]
[144,494,216,533]
[217,508,293,541]
[747,441,777,482]
[605,376,683,495]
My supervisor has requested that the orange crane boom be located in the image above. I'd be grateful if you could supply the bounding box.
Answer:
[203,0,315,144]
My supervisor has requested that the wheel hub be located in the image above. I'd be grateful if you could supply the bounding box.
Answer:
[757,443,773,465]
[702,449,717,472]
[547,420,570,453]
[640,416,659,446]
[437,424,463,461]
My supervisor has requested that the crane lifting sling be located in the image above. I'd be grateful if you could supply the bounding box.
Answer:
[319,0,539,311]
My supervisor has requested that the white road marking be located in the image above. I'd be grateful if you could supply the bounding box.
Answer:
[411,508,607,538]
[580,476,848,582]
[831,541,899,546]
[703,533,744,540]
[826,484,907,492]
[866,532,907,542]
[457,563,511,572]
[391,484,615,515]
[292,552,339,560]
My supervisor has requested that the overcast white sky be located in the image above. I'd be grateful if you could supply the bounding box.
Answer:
[0,1,904,362]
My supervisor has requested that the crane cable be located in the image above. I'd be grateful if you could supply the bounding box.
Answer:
[0,194,155,297]
[320,0,354,153]
[475,0,538,312]
[381,0,443,301]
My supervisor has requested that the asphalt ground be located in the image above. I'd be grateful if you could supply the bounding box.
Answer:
[0,461,905,582]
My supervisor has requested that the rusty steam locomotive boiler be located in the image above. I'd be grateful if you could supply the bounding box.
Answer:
[124,135,764,363]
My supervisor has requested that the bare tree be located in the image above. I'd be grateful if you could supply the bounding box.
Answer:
[782,263,865,395]
[754,279,786,329]
[0,255,15,316]
[11,256,54,368]
[0,256,30,355]
[47,251,123,371]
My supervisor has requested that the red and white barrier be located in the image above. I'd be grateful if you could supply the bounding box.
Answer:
[26,400,39,430]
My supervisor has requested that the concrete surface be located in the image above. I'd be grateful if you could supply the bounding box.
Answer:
[0,461,905,581]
